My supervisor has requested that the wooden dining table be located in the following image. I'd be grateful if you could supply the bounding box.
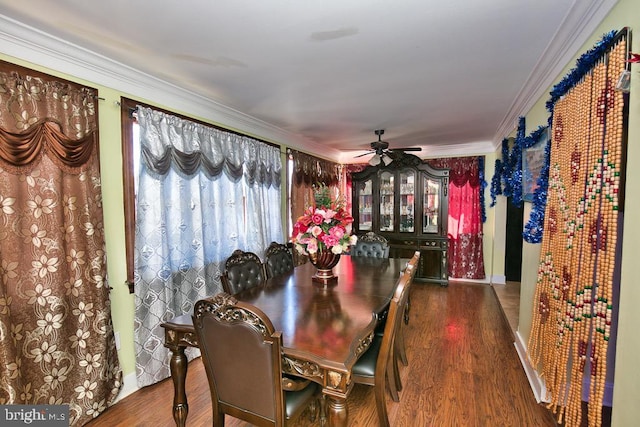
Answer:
[161,255,409,427]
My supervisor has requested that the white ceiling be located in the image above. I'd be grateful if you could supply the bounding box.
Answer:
[0,0,619,162]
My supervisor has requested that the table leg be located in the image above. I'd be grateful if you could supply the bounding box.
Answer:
[169,345,189,427]
[326,395,348,427]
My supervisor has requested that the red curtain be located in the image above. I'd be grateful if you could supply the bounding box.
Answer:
[428,157,485,279]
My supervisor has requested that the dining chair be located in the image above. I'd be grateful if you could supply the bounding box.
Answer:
[193,292,321,426]
[264,241,294,279]
[351,232,390,258]
[374,251,420,401]
[351,254,417,426]
[220,249,266,295]
[391,254,419,394]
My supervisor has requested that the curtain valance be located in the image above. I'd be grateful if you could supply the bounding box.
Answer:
[137,106,281,188]
[0,120,95,173]
[427,157,481,188]
[289,149,340,186]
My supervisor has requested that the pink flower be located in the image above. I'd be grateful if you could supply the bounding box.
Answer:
[310,225,323,237]
[306,238,318,254]
[324,209,336,221]
[345,223,352,235]
[329,226,345,239]
[321,234,340,247]
[311,211,325,225]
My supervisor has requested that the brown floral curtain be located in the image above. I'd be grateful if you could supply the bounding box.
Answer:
[344,163,368,215]
[427,157,485,279]
[289,150,342,265]
[0,64,122,425]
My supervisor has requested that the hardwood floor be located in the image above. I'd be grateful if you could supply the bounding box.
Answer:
[491,280,521,335]
[87,282,557,426]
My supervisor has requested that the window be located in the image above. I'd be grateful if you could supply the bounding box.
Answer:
[120,98,283,292]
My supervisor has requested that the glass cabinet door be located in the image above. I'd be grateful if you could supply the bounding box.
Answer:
[379,171,394,232]
[357,179,373,231]
[423,176,440,233]
[399,170,415,232]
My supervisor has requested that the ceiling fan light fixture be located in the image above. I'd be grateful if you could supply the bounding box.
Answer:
[369,154,381,166]
[382,154,393,166]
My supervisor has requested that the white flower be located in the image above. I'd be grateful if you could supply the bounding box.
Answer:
[32,255,59,278]
[79,352,101,374]
[37,312,63,335]
[73,301,94,323]
[75,380,97,400]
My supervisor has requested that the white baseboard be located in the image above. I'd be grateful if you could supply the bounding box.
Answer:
[448,277,491,285]
[514,330,548,403]
[491,274,506,285]
[513,332,614,407]
[114,372,139,404]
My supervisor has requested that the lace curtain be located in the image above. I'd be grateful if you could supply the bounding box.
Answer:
[134,106,282,387]
[0,66,122,425]
[428,157,485,279]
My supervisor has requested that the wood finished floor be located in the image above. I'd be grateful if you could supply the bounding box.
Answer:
[491,280,521,336]
[87,282,557,426]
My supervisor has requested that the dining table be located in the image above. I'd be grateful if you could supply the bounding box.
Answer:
[161,255,410,427]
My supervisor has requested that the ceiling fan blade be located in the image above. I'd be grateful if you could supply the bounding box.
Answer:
[354,151,374,158]
[390,147,422,152]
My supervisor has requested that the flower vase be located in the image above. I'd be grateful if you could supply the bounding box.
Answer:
[309,250,340,286]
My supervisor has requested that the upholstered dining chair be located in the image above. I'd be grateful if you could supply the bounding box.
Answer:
[193,292,320,426]
[220,249,266,295]
[351,232,390,258]
[264,242,294,279]
[351,252,418,426]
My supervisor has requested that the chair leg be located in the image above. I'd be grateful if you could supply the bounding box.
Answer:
[375,377,391,427]
[213,406,225,426]
[309,398,318,422]
[386,366,400,402]
[396,326,408,367]
[319,394,327,426]
[392,351,402,394]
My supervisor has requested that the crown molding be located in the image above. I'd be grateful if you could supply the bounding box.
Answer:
[0,1,619,163]
[338,139,497,164]
[494,0,620,141]
[0,14,341,160]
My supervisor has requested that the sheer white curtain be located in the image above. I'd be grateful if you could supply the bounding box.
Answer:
[133,106,282,387]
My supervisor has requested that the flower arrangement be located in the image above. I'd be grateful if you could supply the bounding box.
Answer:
[291,190,357,256]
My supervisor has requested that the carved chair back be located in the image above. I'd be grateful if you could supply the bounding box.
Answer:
[352,232,390,258]
[264,242,294,279]
[193,293,318,426]
[220,249,266,295]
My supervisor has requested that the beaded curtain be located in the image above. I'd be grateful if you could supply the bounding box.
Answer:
[527,33,627,427]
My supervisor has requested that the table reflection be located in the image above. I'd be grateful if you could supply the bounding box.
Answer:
[295,287,352,357]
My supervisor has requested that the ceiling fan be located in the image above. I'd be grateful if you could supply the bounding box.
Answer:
[355,129,422,166]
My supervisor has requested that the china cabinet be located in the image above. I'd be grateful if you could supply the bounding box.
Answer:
[352,155,449,285]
